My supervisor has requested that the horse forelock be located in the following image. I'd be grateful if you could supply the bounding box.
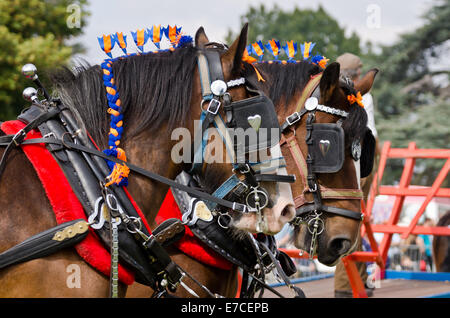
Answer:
[339,80,368,146]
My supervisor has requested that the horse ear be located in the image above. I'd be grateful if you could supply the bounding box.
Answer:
[319,62,340,102]
[222,23,248,75]
[195,27,209,48]
[354,68,379,95]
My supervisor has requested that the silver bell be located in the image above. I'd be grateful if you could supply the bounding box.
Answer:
[22,87,39,102]
[22,63,38,80]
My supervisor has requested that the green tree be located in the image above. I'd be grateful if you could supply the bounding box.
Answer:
[0,0,89,120]
[225,4,361,59]
[376,101,450,187]
[362,0,450,117]
[367,0,450,187]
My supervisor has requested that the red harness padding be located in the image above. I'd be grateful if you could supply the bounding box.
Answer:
[2,119,231,281]
[1,120,135,285]
[156,189,233,270]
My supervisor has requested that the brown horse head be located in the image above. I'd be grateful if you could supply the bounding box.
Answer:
[254,60,378,265]
[192,25,296,235]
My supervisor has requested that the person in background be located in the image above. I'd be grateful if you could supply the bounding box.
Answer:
[333,52,379,298]
[337,53,378,142]
[417,218,434,271]
[337,53,380,200]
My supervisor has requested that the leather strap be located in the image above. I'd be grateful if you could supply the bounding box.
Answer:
[203,50,224,82]
[258,243,305,297]
[282,134,308,186]
[254,174,296,183]
[279,75,364,222]
[197,50,224,100]
[152,218,185,247]
[0,219,89,270]
[0,107,60,181]
[281,127,362,201]
[296,204,363,221]
[197,52,213,100]
[0,136,249,213]
[295,73,322,113]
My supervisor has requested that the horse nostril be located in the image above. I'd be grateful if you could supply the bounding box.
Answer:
[328,237,352,256]
[280,204,295,220]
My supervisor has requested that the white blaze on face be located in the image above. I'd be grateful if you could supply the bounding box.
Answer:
[353,159,361,190]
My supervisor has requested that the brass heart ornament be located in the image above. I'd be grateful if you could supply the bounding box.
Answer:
[247,114,262,132]
[319,139,331,156]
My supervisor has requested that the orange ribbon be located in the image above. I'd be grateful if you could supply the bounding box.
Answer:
[347,91,364,107]
[105,148,130,187]
[253,65,265,82]
[241,49,265,82]
[318,57,329,69]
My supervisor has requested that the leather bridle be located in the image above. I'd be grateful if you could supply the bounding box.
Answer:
[279,73,364,257]
[191,45,296,232]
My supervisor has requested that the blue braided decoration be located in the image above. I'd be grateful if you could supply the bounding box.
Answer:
[101,58,128,186]
[248,40,329,68]
[97,30,194,187]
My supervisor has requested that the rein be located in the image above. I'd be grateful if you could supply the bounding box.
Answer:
[0,129,249,213]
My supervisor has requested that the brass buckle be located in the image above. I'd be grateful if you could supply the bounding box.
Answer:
[12,129,26,146]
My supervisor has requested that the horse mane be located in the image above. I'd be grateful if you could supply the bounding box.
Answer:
[49,43,198,148]
[254,61,321,107]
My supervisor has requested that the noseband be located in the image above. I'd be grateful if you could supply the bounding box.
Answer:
[280,73,364,257]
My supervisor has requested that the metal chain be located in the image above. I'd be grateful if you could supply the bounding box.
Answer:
[247,186,268,233]
[307,210,324,260]
[255,201,263,233]
[109,217,120,298]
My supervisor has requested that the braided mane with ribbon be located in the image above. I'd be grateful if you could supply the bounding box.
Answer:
[243,39,329,68]
[243,38,364,109]
[240,39,330,84]
[97,25,191,187]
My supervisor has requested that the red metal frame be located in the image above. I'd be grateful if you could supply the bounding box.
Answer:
[342,142,450,297]
[341,200,384,297]
[279,142,450,298]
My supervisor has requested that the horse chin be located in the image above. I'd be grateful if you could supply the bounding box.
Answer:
[293,225,352,267]
[316,234,359,267]
[230,206,293,235]
[317,254,341,267]
[230,212,270,234]
[316,243,357,267]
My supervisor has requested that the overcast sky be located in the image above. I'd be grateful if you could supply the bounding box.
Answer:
[76,0,435,65]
